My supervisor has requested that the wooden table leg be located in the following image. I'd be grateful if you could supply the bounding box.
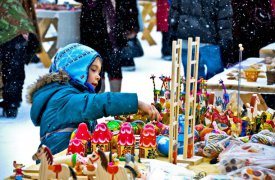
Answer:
[139,1,157,46]
[37,17,59,67]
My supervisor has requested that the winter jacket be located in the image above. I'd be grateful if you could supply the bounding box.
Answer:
[0,0,36,44]
[28,71,138,154]
[169,0,233,65]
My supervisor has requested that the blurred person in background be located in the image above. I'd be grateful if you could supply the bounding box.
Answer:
[76,0,140,92]
[121,0,143,72]
[0,0,41,118]
[157,0,172,61]
[232,0,275,61]
[168,0,234,79]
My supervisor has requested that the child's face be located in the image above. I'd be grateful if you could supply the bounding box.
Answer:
[87,57,102,89]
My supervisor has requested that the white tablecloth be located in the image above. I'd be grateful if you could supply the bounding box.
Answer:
[207,58,275,94]
[36,9,81,48]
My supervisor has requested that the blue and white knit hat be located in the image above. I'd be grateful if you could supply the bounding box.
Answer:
[50,43,102,92]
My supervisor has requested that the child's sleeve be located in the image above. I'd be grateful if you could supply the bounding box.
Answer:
[55,92,138,123]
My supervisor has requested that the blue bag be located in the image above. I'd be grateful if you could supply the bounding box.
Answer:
[182,45,224,80]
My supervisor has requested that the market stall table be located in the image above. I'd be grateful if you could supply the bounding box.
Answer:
[207,58,275,94]
[6,149,219,179]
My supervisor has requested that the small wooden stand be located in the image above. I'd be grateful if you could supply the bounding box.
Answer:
[168,39,183,163]
[177,37,203,165]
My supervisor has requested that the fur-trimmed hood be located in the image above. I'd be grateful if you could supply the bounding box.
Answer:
[27,70,70,104]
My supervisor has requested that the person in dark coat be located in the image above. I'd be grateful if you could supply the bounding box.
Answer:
[0,0,41,118]
[168,0,234,79]
[28,43,161,155]
[232,0,275,61]
[76,0,140,92]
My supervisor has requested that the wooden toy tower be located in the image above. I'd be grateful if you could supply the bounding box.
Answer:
[178,37,203,165]
[168,39,182,163]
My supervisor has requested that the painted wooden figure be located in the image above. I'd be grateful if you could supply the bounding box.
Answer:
[91,123,113,152]
[32,145,77,180]
[139,124,157,159]
[117,122,135,160]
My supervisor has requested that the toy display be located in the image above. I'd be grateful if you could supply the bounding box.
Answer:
[10,38,275,179]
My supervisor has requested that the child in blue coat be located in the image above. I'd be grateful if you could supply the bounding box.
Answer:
[28,43,160,155]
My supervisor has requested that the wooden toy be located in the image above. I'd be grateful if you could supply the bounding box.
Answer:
[117,122,135,160]
[67,138,86,157]
[68,122,92,156]
[13,161,25,180]
[88,149,128,180]
[74,122,92,153]
[91,123,113,152]
[124,153,143,179]
[219,79,229,110]
[139,124,157,159]
[74,162,84,176]
[178,37,203,164]
[168,39,182,163]
[32,145,77,180]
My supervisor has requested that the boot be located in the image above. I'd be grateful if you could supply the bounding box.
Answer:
[0,101,19,118]
[109,79,122,92]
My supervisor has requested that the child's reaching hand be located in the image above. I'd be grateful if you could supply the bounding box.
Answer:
[138,101,161,121]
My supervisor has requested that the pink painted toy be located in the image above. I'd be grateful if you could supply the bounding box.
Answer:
[117,122,135,159]
[139,124,157,159]
[68,122,92,155]
[91,123,113,152]
[67,138,86,157]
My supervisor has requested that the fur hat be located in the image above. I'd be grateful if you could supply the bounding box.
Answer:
[50,43,102,92]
